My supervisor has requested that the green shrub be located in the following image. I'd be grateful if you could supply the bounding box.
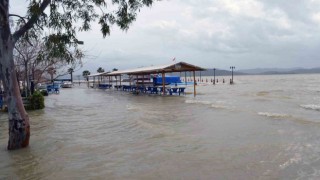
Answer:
[26,91,45,110]
[40,89,48,96]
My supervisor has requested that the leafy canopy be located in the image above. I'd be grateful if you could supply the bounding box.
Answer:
[97,67,105,73]
[12,0,157,64]
[82,70,90,77]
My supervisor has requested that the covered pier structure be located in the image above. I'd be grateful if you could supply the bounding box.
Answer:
[89,61,206,97]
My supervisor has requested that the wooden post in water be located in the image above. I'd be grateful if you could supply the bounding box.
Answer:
[136,75,138,86]
[87,76,89,88]
[142,74,144,85]
[116,76,118,90]
[185,72,187,86]
[213,68,216,85]
[93,77,96,88]
[193,71,196,97]
[162,72,165,96]
[142,74,145,92]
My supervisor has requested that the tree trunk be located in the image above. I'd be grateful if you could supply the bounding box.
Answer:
[0,2,30,150]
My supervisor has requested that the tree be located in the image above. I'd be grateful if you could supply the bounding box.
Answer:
[14,37,40,96]
[97,67,105,73]
[82,70,90,81]
[0,0,156,150]
[47,66,56,83]
[14,35,84,87]
[112,68,118,72]
[68,68,74,83]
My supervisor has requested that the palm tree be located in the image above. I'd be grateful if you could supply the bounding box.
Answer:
[68,68,74,83]
[97,67,105,82]
[97,67,105,73]
[82,70,90,81]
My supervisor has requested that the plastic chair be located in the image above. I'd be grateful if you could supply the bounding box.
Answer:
[179,87,185,96]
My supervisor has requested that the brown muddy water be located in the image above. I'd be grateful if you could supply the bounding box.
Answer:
[1,74,320,179]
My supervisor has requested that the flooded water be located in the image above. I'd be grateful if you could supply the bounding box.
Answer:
[1,74,320,179]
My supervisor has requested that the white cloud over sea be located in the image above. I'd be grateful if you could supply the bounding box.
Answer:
[10,0,320,73]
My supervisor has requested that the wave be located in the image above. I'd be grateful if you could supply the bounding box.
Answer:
[258,112,291,118]
[256,91,269,97]
[300,104,320,111]
[126,104,140,111]
[185,100,231,110]
[185,99,211,105]
[211,104,228,109]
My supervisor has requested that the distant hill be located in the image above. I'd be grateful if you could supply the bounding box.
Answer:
[73,67,320,78]
[180,67,320,77]
[238,67,320,75]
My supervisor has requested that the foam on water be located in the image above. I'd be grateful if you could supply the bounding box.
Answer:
[185,99,211,105]
[185,99,230,110]
[126,104,140,111]
[300,104,320,111]
[211,104,228,109]
[258,112,291,118]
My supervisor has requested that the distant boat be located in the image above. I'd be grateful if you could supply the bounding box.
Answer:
[61,81,73,88]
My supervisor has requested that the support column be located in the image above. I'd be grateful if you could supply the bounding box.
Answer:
[185,72,187,86]
[162,72,165,96]
[136,75,138,92]
[142,74,145,93]
[136,75,138,86]
[193,71,196,97]
[93,77,96,88]
[116,76,118,90]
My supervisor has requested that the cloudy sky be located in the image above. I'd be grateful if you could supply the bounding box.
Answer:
[10,0,320,74]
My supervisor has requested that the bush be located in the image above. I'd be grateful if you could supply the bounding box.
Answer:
[26,91,45,110]
[40,89,48,96]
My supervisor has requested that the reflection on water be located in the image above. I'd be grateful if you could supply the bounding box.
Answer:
[1,74,320,179]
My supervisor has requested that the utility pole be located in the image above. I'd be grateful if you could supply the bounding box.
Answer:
[213,68,216,85]
[230,66,235,84]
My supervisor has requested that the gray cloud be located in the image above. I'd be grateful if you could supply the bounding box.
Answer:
[10,0,320,72]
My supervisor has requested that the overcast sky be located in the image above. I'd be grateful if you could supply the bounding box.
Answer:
[10,0,320,74]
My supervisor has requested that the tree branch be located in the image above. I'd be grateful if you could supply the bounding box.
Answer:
[12,0,51,44]
[14,46,26,62]
[9,14,27,24]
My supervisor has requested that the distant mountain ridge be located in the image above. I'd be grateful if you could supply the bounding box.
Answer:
[237,67,320,75]
[183,67,320,77]
[74,67,320,77]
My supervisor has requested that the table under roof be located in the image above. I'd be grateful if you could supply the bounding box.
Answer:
[88,61,206,96]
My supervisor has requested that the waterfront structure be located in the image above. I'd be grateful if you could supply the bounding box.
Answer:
[88,62,206,97]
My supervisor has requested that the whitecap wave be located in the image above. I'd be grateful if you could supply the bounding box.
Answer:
[211,104,227,109]
[126,104,140,110]
[279,153,302,169]
[185,100,211,105]
[300,104,320,111]
[258,112,290,118]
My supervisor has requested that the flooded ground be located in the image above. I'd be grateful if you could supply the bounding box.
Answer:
[1,74,320,179]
